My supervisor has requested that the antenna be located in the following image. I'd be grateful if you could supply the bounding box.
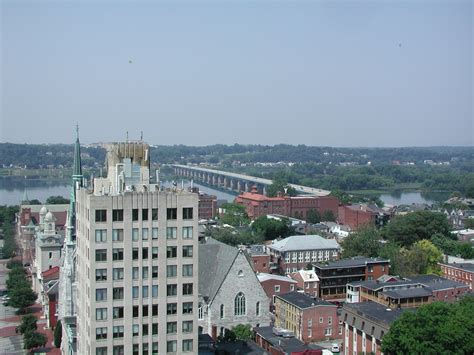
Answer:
[141,131,143,141]
[126,131,129,142]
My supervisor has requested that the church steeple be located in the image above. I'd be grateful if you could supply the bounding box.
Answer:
[73,124,83,185]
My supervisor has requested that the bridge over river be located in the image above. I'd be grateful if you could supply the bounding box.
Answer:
[172,164,330,197]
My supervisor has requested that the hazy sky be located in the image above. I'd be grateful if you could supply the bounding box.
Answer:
[1,0,473,146]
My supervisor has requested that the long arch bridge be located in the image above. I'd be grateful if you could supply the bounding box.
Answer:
[172,164,330,196]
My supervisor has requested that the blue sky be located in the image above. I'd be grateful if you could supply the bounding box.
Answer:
[1,0,472,146]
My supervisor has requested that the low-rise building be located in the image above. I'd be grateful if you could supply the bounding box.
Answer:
[254,326,325,355]
[247,245,272,273]
[341,301,409,355]
[257,273,297,311]
[268,235,340,275]
[290,269,320,297]
[439,262,474,290]
[338,204,391,230]
[313,257,390,302]
[274,292,339,343]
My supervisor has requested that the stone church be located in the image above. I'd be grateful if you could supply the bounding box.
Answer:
[198,238,271,339]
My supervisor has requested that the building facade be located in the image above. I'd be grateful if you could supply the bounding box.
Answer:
[268,235,340,275]
[289,269,320,297]
[234,188,339,220]
[439,262,474,290]
[274,292,339,343]
[257,273,297,311]
[338,204,391,230]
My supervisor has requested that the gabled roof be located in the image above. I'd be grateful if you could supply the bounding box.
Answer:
[257,273,297,284]
[269,235,340,252]
[199,238,239,302]
[292,269,319,282]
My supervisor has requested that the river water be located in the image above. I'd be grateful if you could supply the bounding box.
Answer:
[0,177,447,207]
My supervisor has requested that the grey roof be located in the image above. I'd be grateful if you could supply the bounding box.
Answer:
[254,326,323,353]
[269,235,340,252]
[314,256,389,269]
[408,275,469,291]
[348,279,420,291]
[277,292,335,309]
[343,301,410,326]
[381,287,432,299]
[248,244,267,256]
[199,238,239,302]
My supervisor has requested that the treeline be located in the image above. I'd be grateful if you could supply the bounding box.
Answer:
[0,205,19,259]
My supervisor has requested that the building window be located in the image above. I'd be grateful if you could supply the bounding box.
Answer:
[133,324,139,337]
[96,327,107,340]
[112,229,123,242]
[198,303,204,320]
[166,227,177,239]
[113,325,124,338]
[95,307,107,320]
[112,209,123,221]
[143,324,149,336]
[132,209,139,221]
[368,266,374,273]
[142,208,149,221]
[152,304,158,316]
[167,208,177,220]
[96,347,107,355]
[152,285,158,297]
[325,328,332,336]
[113,287,124,300]
[182,226,193,239]
[183,283,193,295]
[95,249,107,262]
[234,292,246,315]
[132,228,139,241]
[182,339,193,352]
[256,301,260,316]
[152,208,158,220]
[152,322,158,335]
[167,340,177,353]
[113,306,124,319]
[95,209,107,222]
[183,207,193,220]
[132,247,139,260]
[133,306,139,317]
[113,345,124,355]
[319,317,324,323]
[182,245,193,257]
[152,266,158,278]
[112,248,124,261]
[142,247,148,259]
[339,326,343,335]
[220,304,224,319]
[167,284,177,296]
[167,246,177,258]
[132,286,139,299]
[113,268,124,280]
[166,322,178,334]
[328,316,332,325]
[95,229,107,242]
[152,227,158,239]
[183,302,193,314]
[132,267,139,279]
[167,265,177,278]
[167,303,177,315]
[96,289,107,302]
[143,286,149,298]
[95,269,107,281]
[183,320,193,333]
[290,284,295,291]
[182,264,193,277]
[142,228,149,240]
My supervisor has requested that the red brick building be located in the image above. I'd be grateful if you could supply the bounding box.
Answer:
[42,266,59,328]
[247,245,272,273]
[338,204,391,230]
[439,262,474,291]
[254,326,324,355]
[290,269,319,297]
[234,188,339,220]
[189,187,217,219]
[274,292,340,343]
[257,273,297,310]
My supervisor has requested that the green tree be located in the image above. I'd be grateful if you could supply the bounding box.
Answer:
[406,240,443,275]
[16,314,37,335]
[54,320,62,348]
[306,209,321,224]
[219,203,249,227]
[251,216,293,240]
[46,195,70,204]
[464,218,474,229]
[383,211,452,247]
[321,209,336,222]
[8,287,37,311]
[382,297,474,355]
[232,324,253,341]
[23,332,47,350]
[341,225,381,258]
[266,174,297,197]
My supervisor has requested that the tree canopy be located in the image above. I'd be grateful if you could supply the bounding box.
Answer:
[382,296,474,355]
[219,203,249,227]
[251,216,294,240]
[46,195,70,204]
[342,225,381,258]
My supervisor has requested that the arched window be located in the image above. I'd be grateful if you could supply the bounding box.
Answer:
[238,270,244,277]
[220,304,224,319]
[256,301,260,316]
[234,292,246,316]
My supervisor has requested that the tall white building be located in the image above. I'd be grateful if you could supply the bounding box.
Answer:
[59,131,198,355]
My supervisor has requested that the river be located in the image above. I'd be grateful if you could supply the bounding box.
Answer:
[0,176,447,207]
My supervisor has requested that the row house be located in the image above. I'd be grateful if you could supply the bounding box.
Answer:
[313,257,390,302]
[338,204,391,230]
[290,269,319,297]
[439,262,474,290]
[254,326,325,355]
[274,292,340,343]
[268,235,340,275]
[257,273,297,311]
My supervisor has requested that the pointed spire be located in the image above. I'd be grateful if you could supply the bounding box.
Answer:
[73,124,83,183]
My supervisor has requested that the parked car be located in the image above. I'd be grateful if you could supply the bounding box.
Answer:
[331,344,340,353]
